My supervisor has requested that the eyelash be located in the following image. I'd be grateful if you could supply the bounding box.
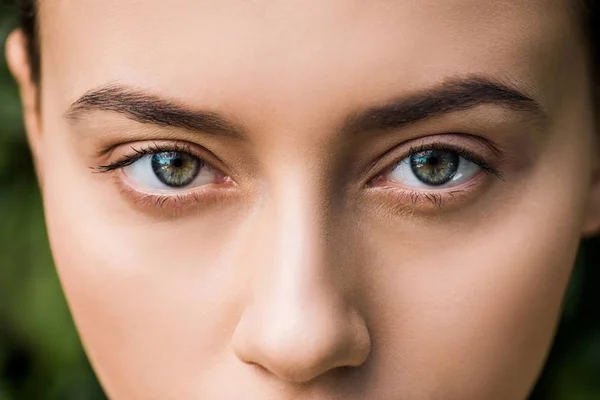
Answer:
[395,142,503,179]
[96,142,199,173]
[96,140,503,210]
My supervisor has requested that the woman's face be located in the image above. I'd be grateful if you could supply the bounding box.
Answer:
[7,0,600,398]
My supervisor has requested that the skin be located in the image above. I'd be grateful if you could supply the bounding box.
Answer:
[6,0,600,398]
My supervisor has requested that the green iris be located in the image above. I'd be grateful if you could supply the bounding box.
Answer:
[151,152,201,187]
[410,150,459,186]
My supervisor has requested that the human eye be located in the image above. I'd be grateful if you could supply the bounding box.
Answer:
[368,139,504,212]
[97,142,233,209]
[124,150,214,190]
[388,148,482,189]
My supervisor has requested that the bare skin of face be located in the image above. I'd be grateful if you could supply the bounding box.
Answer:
[6,0,600,398]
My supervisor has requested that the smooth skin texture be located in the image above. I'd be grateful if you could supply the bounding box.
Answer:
[6,0,600,399]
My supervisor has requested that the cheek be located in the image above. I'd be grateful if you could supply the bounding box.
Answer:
[363,222,580,399]
[45,209,249,396]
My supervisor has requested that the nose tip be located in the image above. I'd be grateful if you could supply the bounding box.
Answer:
[233,302,371,383]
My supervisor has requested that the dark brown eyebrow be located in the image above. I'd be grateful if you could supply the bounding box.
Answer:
[343,76,546,135]
[66,76,545,139]
[65,84,244,138]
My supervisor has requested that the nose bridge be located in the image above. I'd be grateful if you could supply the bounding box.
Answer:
[260,169,354,309]
[231,176,370,383]
[273,177,333,292]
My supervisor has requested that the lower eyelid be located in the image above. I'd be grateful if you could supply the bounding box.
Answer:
[120,165,234,193]
[365,170,488,214]
[373,167,485,191]
[114,174,238,214]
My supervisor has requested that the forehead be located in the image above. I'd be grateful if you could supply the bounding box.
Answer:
[40,0,581,117]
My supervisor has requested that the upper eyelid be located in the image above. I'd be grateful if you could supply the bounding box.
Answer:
[363,136,504,186]
[403,144,502,178]
[96,142,208,173]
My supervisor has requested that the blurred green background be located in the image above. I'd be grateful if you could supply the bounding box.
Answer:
[0,3,106,399]
[0,1,599,399]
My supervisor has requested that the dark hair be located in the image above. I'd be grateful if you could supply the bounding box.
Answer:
[16,0,39,82]
[14,0,600,85]
[583,1,600,81]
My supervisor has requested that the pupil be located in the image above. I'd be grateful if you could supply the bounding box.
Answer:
[428,156,440,166]
[151,152,201,188]
[410,150,459,186]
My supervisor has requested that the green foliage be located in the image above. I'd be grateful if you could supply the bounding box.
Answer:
[0,1,598,399]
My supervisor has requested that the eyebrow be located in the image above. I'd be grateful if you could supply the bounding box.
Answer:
[65,76,546,138]
[342,76,546,135]
[65,84,244,138]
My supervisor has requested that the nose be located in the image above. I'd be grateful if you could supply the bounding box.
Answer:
[231,185,371,383]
